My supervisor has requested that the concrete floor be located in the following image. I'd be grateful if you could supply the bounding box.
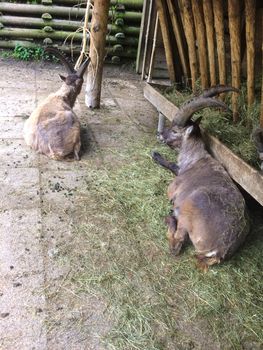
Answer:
[0,58,158,350]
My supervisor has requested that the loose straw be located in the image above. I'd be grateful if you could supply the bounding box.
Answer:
[75,0,91,70]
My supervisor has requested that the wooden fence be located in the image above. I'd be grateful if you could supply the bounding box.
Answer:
[0,0,143,62]
[139,0,262,125]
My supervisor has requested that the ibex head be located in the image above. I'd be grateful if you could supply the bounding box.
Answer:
[44,47,90,96]
[159,85,239,148]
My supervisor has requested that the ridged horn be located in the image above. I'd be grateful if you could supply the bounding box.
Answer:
[44,47,75,74]
[76,57,90,78]
[172,85,238,126]
[201,85,239,98]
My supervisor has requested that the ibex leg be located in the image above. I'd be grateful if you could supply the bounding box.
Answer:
[165,216,188,255]
[152,151,179,175]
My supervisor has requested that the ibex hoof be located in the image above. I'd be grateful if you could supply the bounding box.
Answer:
[151,151,162,162]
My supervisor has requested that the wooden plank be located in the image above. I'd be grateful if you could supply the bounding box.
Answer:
[136,0,151,74]
[144,83,263,206]
[155,0,176,82]
[144,83,178,120]
[166,0,189,80]
[191,0,209,89]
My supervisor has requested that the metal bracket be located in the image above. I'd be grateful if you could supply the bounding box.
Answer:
[157,112,165,140]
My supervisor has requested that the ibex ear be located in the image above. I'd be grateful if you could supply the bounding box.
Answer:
[59,74,66,82]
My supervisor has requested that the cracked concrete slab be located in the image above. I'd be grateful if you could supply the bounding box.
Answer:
[0,139,39,168]
[0,274,47,350]
[0,87,36,117]
[0,168,40,210]
[0,116,25,139]
[0,208,43,276]
[0,64,36,90]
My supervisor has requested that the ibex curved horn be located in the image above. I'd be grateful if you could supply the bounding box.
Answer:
[76,57,90,78]
[44,47,75,74]
[201,85,239,98]
[172,85,238,126]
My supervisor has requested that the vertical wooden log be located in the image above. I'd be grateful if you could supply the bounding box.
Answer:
[141,0,153,79]
[260,15,263,128]
[228,0,241,122]
[213,0,226,88]
[155,0,176,82]
[85,0,110,108]
[180,0,198,90]
[203,0,216,86]
[245,0,256,107]
[147,14,159,82]
[166,0,189,81]
[191,0,209,89]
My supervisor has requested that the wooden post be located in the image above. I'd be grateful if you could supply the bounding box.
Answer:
[213,0,226,89]
[166,0,189,81]
[180,0,198,91]
[228,0,241,122]
[203,0,216,86]
[85,0,110,108]
[155,0,176,83]
[140,0,153,79]
[245,0,256,107]
[191,0,209,89]
[147,14,159,82]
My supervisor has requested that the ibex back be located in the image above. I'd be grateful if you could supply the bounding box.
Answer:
[152,86,250,270]
[23,47,90,160]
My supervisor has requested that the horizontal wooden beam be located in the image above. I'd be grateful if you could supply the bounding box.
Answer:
[54,0,144,10]
[0,27,139,46]
[0,40,137,57]
[144,83,178,121]
[0,3,142,22]
[0,15,140,36]
[144,83,263,206]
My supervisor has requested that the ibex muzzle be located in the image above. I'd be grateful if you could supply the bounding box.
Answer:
[23,47,90,160]
[153,86,250,270]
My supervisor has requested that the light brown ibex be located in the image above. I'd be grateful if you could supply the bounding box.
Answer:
[23,47,90,160]
[152,86,250,269]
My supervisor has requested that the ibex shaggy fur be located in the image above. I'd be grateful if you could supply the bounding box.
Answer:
[23,47,90,160]
[152,86,250,270]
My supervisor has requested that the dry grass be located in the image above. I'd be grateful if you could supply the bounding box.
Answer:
[59,139,263,350]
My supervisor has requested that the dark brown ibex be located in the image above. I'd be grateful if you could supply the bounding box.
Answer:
[23,47,90,160]
[152,86,250,269]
